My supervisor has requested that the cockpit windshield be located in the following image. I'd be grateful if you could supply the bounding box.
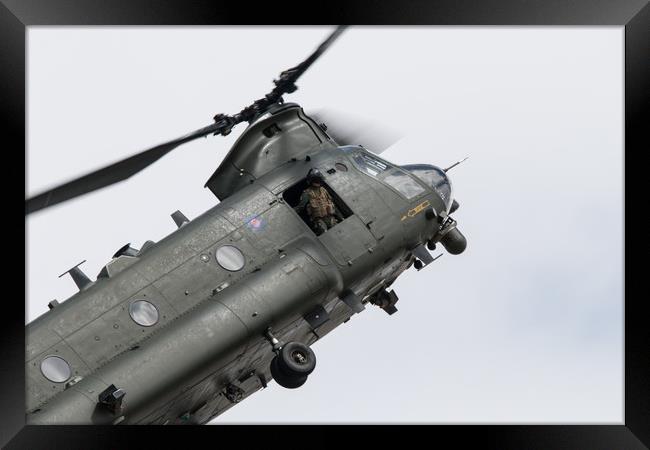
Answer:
[382,168,425,199]
[402,164,453,209]
[351,152,389,177]
[343,147,453,208]
[346,148,425,200]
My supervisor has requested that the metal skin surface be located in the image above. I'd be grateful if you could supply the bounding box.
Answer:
[25,105,460,424]
[205,102,334,200]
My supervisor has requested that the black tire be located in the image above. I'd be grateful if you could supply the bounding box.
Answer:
[277,342,317,376]
[270,356,308,389]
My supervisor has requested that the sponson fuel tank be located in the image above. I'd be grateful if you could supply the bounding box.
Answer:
[205,103,337,201]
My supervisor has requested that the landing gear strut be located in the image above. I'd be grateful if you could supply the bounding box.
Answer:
[370,288,399,315]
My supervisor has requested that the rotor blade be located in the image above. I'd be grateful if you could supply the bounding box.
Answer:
[285,26,347,84]
[308,108,403,154]
[26,122,222,215]
[266,26,347,104]
[26,27,349,215]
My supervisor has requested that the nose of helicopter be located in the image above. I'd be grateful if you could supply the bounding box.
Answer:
[402,163,468,255]
[402,164,453,212]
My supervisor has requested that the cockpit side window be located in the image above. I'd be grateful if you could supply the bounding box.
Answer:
[351,152,390,177]
[381,168,426,200]
[347,149,425,200]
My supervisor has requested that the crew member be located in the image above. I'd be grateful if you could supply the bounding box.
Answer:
[295,170,341,235]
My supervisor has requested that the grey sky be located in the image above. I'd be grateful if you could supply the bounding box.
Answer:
[26,27,623,423]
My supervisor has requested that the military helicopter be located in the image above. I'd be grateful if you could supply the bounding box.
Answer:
[25,26,467,424]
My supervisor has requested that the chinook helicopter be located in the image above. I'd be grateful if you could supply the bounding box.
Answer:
[25,26,467,424]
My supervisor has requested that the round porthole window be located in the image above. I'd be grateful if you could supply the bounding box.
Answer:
[216,245,245,271]
[40,356,71,383]
[129,300,159,327]
[335,162,348,172]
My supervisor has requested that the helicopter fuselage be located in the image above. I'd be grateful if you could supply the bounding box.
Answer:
[24,26,469,425]
[26,105,462,424]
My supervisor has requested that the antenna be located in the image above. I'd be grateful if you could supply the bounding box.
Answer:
[444,156,469,173]
[58,260,92,291]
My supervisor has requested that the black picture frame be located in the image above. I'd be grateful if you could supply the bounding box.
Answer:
[4,0,648,448]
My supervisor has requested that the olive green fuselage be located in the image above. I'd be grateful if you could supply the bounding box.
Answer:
[26,105,451,424]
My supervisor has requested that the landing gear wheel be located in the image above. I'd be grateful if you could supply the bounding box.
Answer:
[278,342,316,376]
[270,356,308,389]
[269,341,316,389]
